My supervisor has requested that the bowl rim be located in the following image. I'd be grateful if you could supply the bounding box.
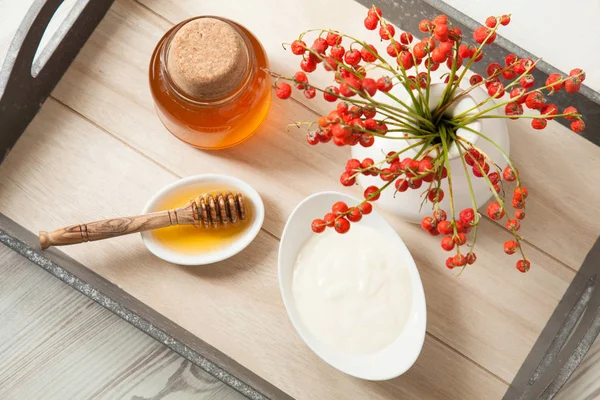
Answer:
[141,174,264,265]
[278,191,427,380]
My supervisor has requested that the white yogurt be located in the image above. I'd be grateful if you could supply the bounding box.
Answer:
[292,223,413,355]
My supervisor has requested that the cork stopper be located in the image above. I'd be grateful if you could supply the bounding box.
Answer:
[166,18,248,100]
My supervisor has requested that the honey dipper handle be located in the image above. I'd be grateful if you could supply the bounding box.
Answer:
[39,203,197,249]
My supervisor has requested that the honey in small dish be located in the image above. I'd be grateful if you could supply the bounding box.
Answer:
[149,16,271,150]
[151,185,253,255]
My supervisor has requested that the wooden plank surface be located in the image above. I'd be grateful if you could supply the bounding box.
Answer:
[0,244,245,400]
[0,0,599,399]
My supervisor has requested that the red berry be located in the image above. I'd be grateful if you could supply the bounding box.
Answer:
[359,133,375,147]
[488,172,500,184]
[364,16,378,30]
[564,106,579,121]
[323,213,336,227]
[470,74,483,86]
[454,233,467,245]
[386,42,403,57]
[512,198,524,209]
[360,202,373,215]
[453,254,467,267]
[376,76,393,92]
[306,134,319,145]
[330,45,345,61]
[300,57,317,72]
[520,75,535,89]
[340,171,355,186]
[506,218,520,231]
[546,73,563,92]
[434,209,447,222]
[427,188,444,202]
[395,179,409,192]
[413,42,427,59]
[525,92,544,109]
[503,166,517,181]
[368,7,382,18]
[571,120,585,133]
[361,78,377,96]
[433,15,448,25]
[515,209,526,220]
[570,68,586,82]
[379,24,396,40]
[474,26,496,44]
[421,216,435,231]
[505,53,518,66]
[540,104,558,120]
[275,82,292,99]
[434,24,449,42]
[502,69,516,80]
[419,19,432,32]
[564,78,581,94]
[473,162,490,178]
[334,217,350,234]
[294,71,308,89]
[438,221,453,235]
[431,48,447,63]
[332,201,349,215]
[364,185,380,201]
[485,16,497,28]
[504,240,518,255]
[500,15,511,25]
[441,236,455,251]
[531,118,547,130]
[400,32,414,44]
[445,257,455,269]
[408,178,422,189]
[513,186,528,201]
[466,252,477,264]
[486,62,502,77]
[323,86,339,102]
[304,87,316,99]
[510,87,527,104]
[312,38,328,55]
[361,44,378,62]
[487,202,504,220]
[397,51,414,70]
[311,219,326,233]
[459,208,475,226]
[505,102,523,119]
[487,81,505,98]
[516,259,530,273]
[347,207,362,222]
[326,31,341,47]
[291,40,306,55]
[344,49,361,66]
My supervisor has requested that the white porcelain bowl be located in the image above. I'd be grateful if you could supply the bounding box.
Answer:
[141,174,264,265]
[278,191,426,380]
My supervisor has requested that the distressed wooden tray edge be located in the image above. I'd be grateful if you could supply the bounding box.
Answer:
[0,213,289,400]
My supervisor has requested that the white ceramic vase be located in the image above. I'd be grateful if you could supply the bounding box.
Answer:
[351,83,509,223]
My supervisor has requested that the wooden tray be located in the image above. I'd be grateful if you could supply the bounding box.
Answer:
[2,0,600,399]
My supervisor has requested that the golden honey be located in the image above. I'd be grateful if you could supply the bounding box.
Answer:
[149,16,271,150]
[151,185,253,255]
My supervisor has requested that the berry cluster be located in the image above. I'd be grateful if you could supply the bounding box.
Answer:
[271,6,587,273]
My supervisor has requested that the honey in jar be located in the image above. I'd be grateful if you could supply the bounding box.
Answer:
[149,16,271,150]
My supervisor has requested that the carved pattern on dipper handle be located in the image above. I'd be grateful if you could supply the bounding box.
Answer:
[39,192,246,249]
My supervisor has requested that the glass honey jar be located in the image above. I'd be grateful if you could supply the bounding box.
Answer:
[149,16,271,150]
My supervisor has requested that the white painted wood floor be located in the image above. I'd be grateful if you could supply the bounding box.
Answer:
[0,244,246,400]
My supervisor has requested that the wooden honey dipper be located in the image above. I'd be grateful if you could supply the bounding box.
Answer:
[39,192,246,249]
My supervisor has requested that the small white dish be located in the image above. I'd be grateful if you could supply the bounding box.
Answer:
[141,174,264,265]
[278,191,426,380]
